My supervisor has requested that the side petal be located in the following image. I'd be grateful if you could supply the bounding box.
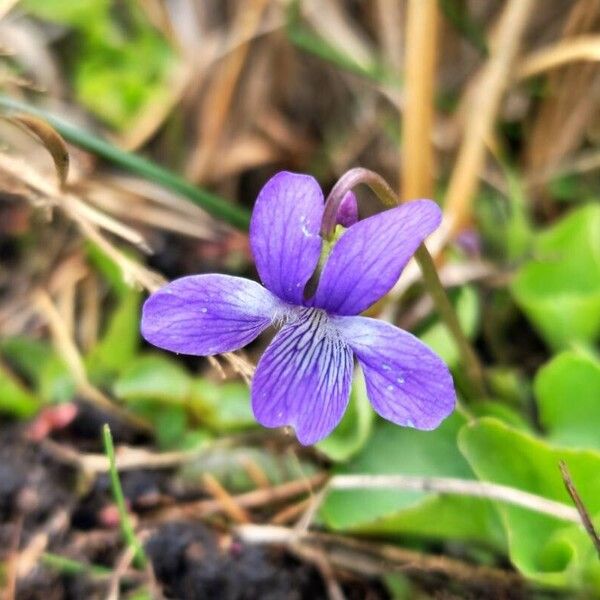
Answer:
[250,171,324,304]
[312,200,441,315]
[251,309,353,445]
[333,315,456,429]
[141,274,283,356]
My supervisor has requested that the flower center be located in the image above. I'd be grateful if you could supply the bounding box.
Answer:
[273,306,343,345]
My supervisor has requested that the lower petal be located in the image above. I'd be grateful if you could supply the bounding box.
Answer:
[333,316,456,429]
[142,274,283,356]
[251,309,353,445]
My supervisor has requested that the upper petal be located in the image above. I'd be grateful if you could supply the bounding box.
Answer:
[333,315,456,429]
[250,171,324,305]
[312,200,441,315]
[251,309,353,445]
[141,274,282,356]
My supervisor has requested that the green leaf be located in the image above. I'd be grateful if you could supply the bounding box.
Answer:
[0,364,40,418]
[86,289,141,380]
[469,400,533,432]
[0,337,55,384]
[189,378,256,432]
[86,242,130,297]
[24,0,175,130]
[131,401,188,449]
[459,418,600,589]
[1,337,75,404]
[39,356,75,403]
[321,413,504,548]
[535,351,600,451]
[114,354,191,403]
[511,204,600,350]
[419,285,479,367]
[317,370,374,462]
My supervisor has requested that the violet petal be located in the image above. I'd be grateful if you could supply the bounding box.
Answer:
[141,274,283,356]
[251,308,353,445]
[333,315,456,429]
[250,171,324,304]
[312,200,441,315]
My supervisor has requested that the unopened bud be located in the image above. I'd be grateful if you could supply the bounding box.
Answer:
[335,191,358,228]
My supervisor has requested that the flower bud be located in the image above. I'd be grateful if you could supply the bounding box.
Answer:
[335,191,358,228]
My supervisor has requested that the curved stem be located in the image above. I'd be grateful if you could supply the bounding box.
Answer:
[322,168,396,238]
[325,168,487,399]
[0,95,251,230]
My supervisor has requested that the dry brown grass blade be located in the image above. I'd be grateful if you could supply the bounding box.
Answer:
[186,0,271,182]
[149,473,328,523]
[559,461,600,558]
[202,473,252,524]
[303,0,375,71]
[2,113,69,187]
[0,152,165,292]
[443,0,536,236]
[518,34,600,79]
[525,0,600,178]
[236,525,524,590]
[401,0,438,201]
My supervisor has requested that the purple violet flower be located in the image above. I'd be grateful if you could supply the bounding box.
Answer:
[141,171,456,445]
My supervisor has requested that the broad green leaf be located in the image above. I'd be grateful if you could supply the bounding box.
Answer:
[419,285,479,367]
[87,289,141,380]
[0,365,39,418]
[114,355,190,403]
[317,371,374,462]
[1,338,75,403]
[131,401,188,450]
[535,351,600,450]
[0,337,54,384]
[321,413,504,548]
[39,355,75,403]
[189,379,256,432]
[511,204,600,350]
[459,418,600,589]
[24,0,175,130]
[469,400,533,433]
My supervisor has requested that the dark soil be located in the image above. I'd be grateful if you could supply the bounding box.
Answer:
[0,412,387,599]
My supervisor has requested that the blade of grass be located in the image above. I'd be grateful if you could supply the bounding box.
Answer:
[102,424,147,569]
[0,95,250,231]
[41,552,112,577]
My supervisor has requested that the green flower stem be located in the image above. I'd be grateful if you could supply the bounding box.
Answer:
[102,424,147,569]
[0,95,250,231]
[326,168,487,400]
[413,245,487,399]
